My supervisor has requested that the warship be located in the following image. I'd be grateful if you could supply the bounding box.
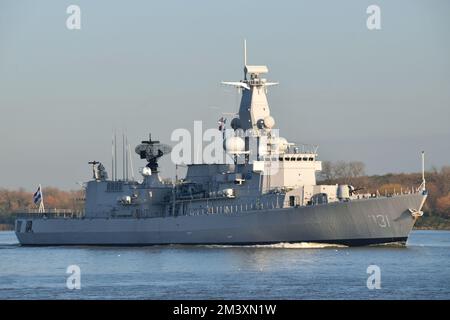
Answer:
[15,42,427,246]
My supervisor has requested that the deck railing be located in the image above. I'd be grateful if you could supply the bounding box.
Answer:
[17,209,85,219]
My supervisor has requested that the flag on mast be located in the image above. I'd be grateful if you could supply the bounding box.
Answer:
[33,186,42,204]
[33,185,45,213]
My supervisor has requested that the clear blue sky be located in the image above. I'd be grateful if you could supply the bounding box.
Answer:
[0,0,449,190]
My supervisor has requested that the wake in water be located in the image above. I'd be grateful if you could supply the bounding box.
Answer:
[200,242,348,249]
[0,244,20,249]
[369,241,407,248]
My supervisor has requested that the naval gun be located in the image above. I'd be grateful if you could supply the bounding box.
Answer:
[135,134,172,173]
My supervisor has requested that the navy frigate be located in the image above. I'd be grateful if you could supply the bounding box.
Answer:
[15,42,427,246]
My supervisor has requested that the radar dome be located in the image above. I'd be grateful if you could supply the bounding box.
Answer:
[223,137,245,154]
[270,137,288,153]
[263,116,275,129]
[230,118,241,130]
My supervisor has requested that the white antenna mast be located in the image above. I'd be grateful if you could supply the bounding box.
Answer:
[114,132,117,181]
[128,142,135,181]
[421,151,426,191]
[244,39,247,66]
[111,133,115,181]
[126,135,129,181]
[244,39,247,79]
[122,133,125,181]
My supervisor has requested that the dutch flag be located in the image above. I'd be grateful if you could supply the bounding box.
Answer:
[33,186,42,204]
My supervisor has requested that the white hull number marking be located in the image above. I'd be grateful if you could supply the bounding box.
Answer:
[369,214,391,228]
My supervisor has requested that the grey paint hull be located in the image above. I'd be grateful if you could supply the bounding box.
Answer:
[15,193,425,246]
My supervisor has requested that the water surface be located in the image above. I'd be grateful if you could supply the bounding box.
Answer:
[0,230,449,299]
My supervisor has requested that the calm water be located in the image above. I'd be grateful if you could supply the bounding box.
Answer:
[0,230,449,300]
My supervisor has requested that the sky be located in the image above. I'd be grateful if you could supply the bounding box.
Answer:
[0,0,449,190]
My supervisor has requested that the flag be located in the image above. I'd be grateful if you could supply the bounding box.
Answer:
[33,186,42,204]
[218,117,227,131]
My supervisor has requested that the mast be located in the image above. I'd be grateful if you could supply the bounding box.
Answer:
[122,133,125,181]
[421,151,426,191]
[128,141,135,181]
[222,40,278,131]
[244,39,247,80]
[126,135,129,181]
[221,40,278,161]
[111,133,115,181]
[114,132,117,181]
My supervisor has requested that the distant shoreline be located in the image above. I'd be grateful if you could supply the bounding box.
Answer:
[414,215,450,230]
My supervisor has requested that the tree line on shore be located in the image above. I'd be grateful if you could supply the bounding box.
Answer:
[320,161,450,219]
[0,188,84,227]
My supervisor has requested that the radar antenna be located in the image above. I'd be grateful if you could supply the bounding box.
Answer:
[135,133,172,173]
[88,161,99,179]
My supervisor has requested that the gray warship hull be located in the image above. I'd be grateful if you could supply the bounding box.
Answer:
[15,193,425,246]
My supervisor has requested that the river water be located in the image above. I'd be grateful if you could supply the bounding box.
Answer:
[0,230,449,299]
